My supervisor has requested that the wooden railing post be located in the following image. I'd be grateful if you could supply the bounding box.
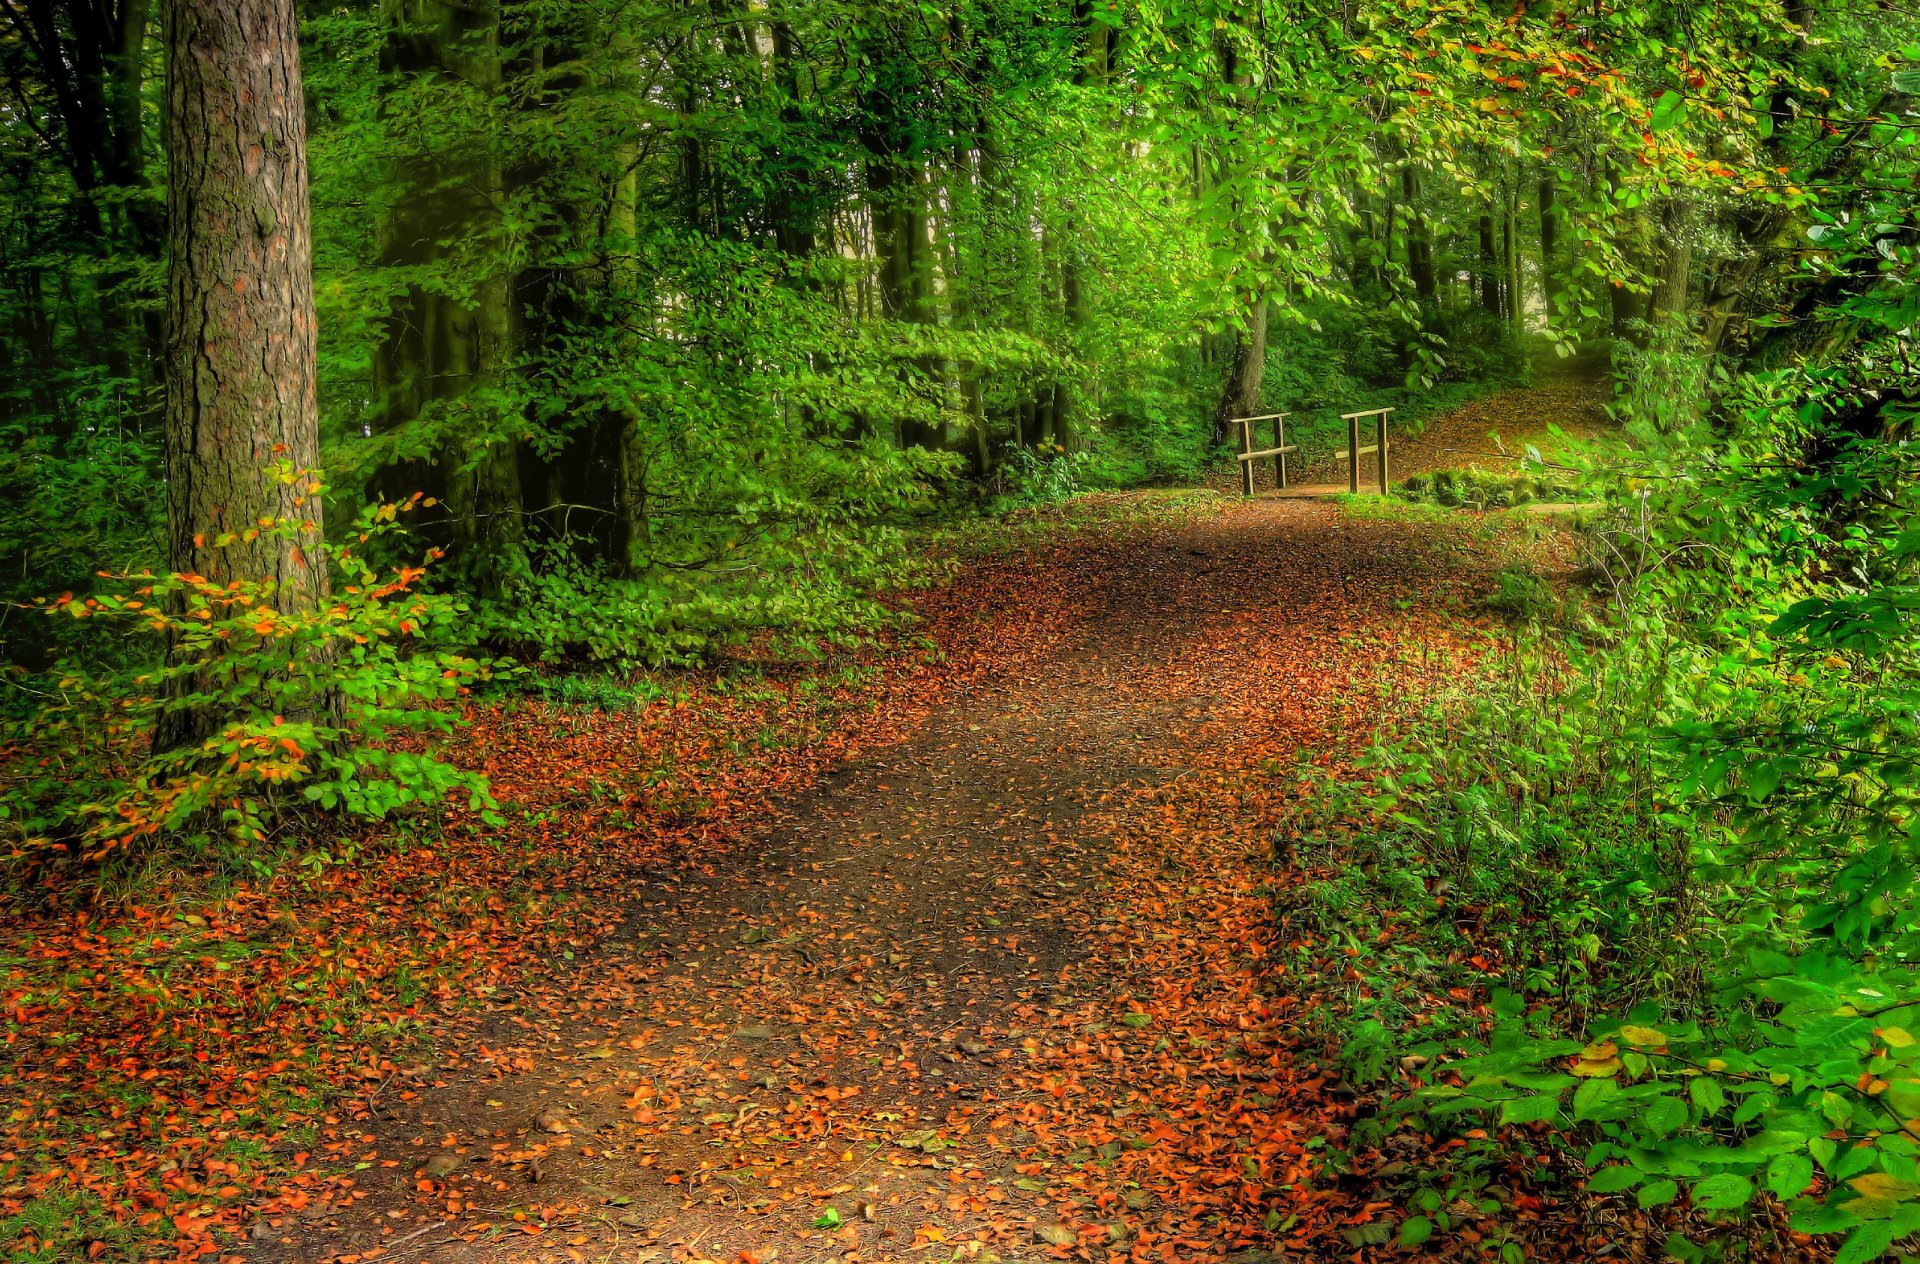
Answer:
[1229,414,1295,497]
[1376,409,1390,493]
[1336,406,1394,495]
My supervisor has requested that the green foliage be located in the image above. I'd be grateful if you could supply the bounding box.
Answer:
[1298,190,1920,1252]
[0,492,507,869]
[1401,466,1581,511]
[0,376,162,671]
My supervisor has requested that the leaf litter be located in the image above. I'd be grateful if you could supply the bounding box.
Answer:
[5,480,1545,1263]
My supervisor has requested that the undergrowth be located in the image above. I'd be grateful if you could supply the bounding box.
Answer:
[1281,357,1920,1260]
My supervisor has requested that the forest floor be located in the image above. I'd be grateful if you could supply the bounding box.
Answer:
[258,497,1531,1264]
[1,379,1603,1264]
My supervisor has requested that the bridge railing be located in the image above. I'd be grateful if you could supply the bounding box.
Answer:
[1229,407,1394,496]
[1227,412,1295,496]
[1336,407,1393,495]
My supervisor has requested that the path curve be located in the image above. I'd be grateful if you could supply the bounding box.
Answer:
[259,496,1505,1264]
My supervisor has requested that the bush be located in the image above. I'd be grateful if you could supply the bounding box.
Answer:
[0,485,507,871]
[1290,358,1920,1259]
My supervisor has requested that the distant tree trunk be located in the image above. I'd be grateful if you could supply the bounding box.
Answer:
[160,0,327,747]
[1503,187,1523,325]
[1478,213,1501,315]
[4,0,164,399]
[1403,167,1436,300]
[768,20,818,262]
[375,0,522,584]
[1538,178,1558,323]
[864,117,938,448]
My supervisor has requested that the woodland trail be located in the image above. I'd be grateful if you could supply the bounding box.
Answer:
[261,496,1517,1264]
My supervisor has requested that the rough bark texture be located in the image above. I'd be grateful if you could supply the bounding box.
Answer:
[163,0,323,591]
[162,0,326,741]
[1210,294,1267,447]
[1645,199,1694,332]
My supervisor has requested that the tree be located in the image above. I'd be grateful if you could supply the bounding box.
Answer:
[160,0,326,744]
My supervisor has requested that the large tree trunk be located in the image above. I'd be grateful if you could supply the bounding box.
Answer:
[1210,294,1267,447]
[161,0,326,745]
[1649,200,1694,329]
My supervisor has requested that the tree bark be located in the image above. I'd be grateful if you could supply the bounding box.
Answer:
[161,0,326,745]
[1211,294,1267,447]
[1403,166,1435,300]
[1478,213,1501,315]
[1649,200,1693,329]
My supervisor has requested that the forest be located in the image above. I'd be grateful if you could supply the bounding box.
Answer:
[5,0,1920,1261]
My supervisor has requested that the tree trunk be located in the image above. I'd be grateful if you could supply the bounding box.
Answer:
[1211,294,1267,447]
[1403,166,1436,300]
[1649,200,1693,329]
[1478,213,1501,315]
[161,0,326,746]
[373,0,521,583]
[1503,188,1523,325]
[769,20,818,262]
[1538,177,1558,323]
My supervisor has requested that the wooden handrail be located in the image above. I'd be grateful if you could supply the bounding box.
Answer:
[1345,408,1391,494]
[1234,412,1292,495]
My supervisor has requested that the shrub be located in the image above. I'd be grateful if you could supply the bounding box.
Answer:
[1295,359,1920,1260]
[0,484,507,870]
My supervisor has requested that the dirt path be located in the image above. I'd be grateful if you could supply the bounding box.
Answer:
[258,497,1511,1264]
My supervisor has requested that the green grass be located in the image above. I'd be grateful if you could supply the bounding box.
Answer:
[0,1189,140,1263]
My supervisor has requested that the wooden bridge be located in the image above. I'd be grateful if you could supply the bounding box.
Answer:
[1230,407,1394,497]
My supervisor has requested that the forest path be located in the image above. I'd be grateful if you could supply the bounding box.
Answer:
[264,498,1510,1264]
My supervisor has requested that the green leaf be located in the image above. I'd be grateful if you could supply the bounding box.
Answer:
[1650,90,1686,132]
[1499,1095,1562,1126]
[1768,1154,1815,1199]
[1691,1173,1754,1211]
[1397,1215,1433,1248]
[1589,1165,1641,1194]
[1638,1179,1680,1208]
[1835,1220,1896,1264]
